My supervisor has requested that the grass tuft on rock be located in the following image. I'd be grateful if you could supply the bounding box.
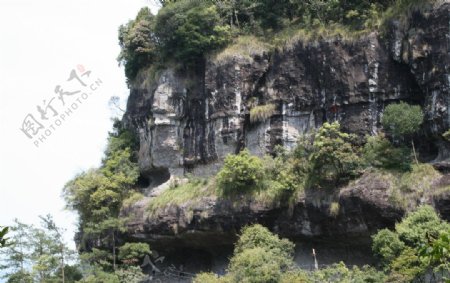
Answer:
[250,104,276,123]
[147,178,214,217]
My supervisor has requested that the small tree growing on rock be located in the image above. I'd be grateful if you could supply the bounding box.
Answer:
[310,122,360,187]
[381,102,424,164]
[217,149,264,194]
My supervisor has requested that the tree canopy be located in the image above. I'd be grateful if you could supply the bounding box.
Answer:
[382,102,424,141]
[118,0,411,81]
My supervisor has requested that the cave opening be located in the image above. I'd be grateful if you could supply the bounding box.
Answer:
[148,167,171,188]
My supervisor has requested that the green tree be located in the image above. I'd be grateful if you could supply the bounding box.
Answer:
[39,214,74,283]
[83,217,127,270]
[5,270,33,283]
[77,264,120,283]
[118,242,151,265]
[381,102,424,164]
[363,134,411,171]
[387,248,426,283]
[193,272,224,283]
[310,122,360,186]
[395,205,450,246]
[0,217,78,283]
[228,224,295,283]
[290,131,315,178]
[115,265,147,283]
[419,230,450,280]
[229,247,285,283]
[57,265,83,282]
[234,224,294,259]
[217,149,265,194]
[372,229,405,268]
[79,248,114,272]
[155,1,231,65]
[0,220,32,282]
[311,262,385,283]
[29,225,60,281]
[63,120,139,268]
[372,206,450,281]
[118,7,157,80]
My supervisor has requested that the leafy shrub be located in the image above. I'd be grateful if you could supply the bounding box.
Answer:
[78,264,120,283]
[382,102,424,141]
[418,230,450,276]
[387,248,426,282]
[115,265,147,283]
[372,205,450,281]
[363,134,411,171]
[311,262,386,283]
[262,154,299,193]
[118,242,151,264]
[193,224,295,283]
[234,224,294,260]
[279,270,310,283]
[372,229,405,267]
[228,247,285,283]
[4,270,33,283]
[291,132,315,178]
[217,149,264,194]
[229,225,295,283]
[79,248,115,271]
[395,205,450,246]
[193,272,224,283]
[310,122,361,186]
[118,7,157,80]
[105,119,138,156]
[155,1,231,65]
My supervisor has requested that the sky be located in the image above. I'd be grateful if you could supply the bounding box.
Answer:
[0,0,159,270]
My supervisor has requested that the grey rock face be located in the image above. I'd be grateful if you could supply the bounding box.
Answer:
[120,3,450,273]
[124,4,449,185]
[386,4,450,160]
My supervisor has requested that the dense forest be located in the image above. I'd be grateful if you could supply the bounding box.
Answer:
[2,0,450,282]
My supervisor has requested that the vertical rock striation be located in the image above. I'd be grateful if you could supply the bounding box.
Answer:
[125,2,449,184]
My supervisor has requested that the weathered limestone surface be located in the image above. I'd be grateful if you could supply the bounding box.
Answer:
[124,4,449,183]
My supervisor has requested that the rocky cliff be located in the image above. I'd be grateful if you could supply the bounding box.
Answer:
[121,2,450,274]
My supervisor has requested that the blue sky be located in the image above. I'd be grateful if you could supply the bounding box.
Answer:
[0,0,159,276]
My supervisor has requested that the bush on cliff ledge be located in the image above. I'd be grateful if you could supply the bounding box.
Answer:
[309,122,361,187]
[217,149,265,194]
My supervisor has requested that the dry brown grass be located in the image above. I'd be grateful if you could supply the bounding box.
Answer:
[213,36,272,64]
[250,104,276,123]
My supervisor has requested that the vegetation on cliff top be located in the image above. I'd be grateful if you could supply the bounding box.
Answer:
[118,0,439,81]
